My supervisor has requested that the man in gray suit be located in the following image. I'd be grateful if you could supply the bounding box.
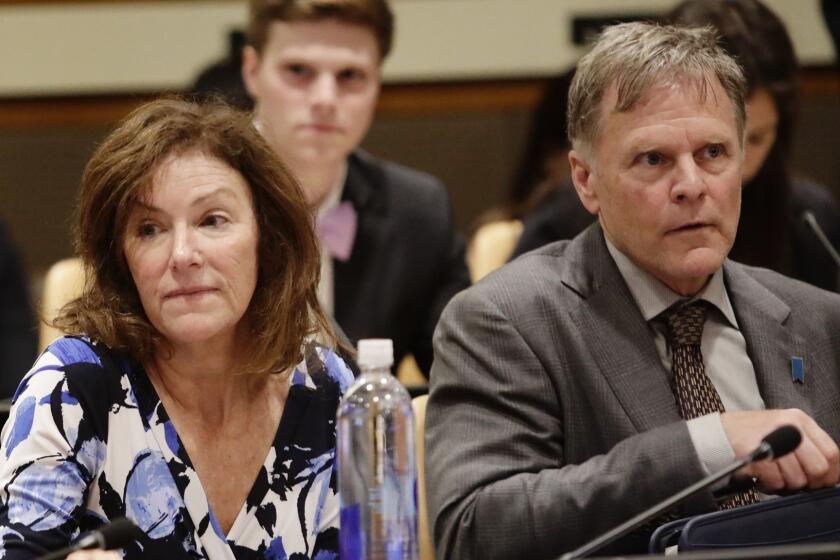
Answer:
[427,21,840,559]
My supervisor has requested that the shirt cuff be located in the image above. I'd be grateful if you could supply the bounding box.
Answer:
[687,412,736,488]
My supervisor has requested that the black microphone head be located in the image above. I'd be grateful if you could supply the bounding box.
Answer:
[98,518,141,550]
[762,425,802,459]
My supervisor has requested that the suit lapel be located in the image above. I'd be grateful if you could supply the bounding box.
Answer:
[563,227,682,432]
[340,151,375,211]
[334,152,380,336]
[724,263,814,413]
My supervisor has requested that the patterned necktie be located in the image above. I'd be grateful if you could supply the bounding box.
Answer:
[664,301,759,509]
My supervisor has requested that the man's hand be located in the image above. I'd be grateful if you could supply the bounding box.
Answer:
[721,409,839,493]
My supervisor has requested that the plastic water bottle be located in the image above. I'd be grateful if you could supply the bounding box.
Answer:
[337,339,418,560]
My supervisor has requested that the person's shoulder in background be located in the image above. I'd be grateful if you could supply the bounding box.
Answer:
[348,149,453,217]
[510,179,595,260]
[345,148,468,293]
[789,178,840,291]
[0,221,38,399]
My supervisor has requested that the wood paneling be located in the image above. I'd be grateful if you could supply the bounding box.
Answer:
[0,80,546,128]
[2,68,837,129]
[0,94,155,128]
[800,67,840,96]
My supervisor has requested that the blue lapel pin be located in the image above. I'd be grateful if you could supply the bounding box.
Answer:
[791,356,805,384]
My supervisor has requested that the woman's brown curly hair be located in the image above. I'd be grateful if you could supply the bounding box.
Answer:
[54,97,333,376]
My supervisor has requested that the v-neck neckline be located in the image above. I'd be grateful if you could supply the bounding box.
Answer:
[129,365,314,545]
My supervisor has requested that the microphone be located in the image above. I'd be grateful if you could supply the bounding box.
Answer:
[37,518,141,560]
[802,210,840,269]
[748,424,801,462]
[560,425,802,559]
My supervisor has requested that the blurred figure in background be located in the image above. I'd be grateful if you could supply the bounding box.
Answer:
[241,0,470,378]
[821,0,840,62]
[670,0,840,292]
[191,30,253,111]
[467,68,592,281]
[503,67,594,266]
[506,68,576,217]
[0,222,37,399]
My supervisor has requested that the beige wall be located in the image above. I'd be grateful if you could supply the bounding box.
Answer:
[0,0,835,96]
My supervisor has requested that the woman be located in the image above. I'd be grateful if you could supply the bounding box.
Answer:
[0,99,353,559]
[670,0,840,291]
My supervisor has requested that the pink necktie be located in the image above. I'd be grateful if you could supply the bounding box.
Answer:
[315,201,358,262]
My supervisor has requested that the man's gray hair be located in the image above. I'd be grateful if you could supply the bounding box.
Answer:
[568,21,747,154]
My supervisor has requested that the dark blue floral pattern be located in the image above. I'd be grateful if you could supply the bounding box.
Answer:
[0,337,352,559]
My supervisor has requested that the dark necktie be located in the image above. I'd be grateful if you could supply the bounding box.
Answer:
[664,301,759,509]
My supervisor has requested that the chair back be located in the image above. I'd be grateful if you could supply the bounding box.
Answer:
[467,220,523,282]
[412,394,433,560]
[39,257,85,351]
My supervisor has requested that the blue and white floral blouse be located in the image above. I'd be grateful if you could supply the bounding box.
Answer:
[0,336,354,559]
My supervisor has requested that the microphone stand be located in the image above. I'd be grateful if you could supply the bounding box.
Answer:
[803,211,840,269]
[38,533,105,560]
[36,518,140,560]
[560,442,772,559]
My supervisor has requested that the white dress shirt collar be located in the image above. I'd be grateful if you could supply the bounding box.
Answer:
[316,161,349,317]
[315,161,348,217]
[604,236,739,328]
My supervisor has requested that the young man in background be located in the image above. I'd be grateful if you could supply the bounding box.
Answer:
[242,0,470,376]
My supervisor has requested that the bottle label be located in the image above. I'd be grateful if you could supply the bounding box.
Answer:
[340,504,362,560]
[339,501,418,560]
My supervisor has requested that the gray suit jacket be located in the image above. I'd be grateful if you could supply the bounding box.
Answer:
[426,223,840,559]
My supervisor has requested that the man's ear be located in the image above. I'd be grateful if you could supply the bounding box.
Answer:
[569,149,600,215]
[241,45,262,99]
